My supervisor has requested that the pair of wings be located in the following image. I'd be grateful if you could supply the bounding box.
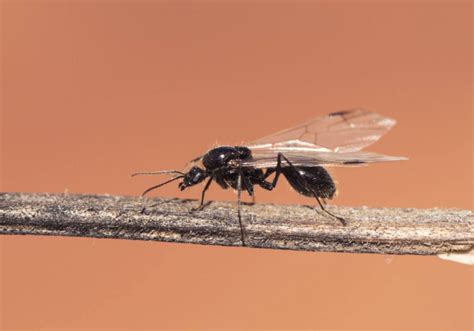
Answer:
[206,109,406,169]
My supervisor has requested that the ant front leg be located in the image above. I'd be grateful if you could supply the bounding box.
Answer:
[192,175,213,211]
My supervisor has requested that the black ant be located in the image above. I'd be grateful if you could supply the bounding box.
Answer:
[133,109,406,246]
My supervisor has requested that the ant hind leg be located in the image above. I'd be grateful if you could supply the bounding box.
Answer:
[314,194,347,225]
[278,153,347,226]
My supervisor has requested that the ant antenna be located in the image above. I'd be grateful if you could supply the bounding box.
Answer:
[141,175,184,196]
[131,170,185,177]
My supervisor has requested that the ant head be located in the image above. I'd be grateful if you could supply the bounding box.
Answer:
[179,166,207,191]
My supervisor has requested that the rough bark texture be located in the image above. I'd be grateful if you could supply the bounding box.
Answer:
[0,192,472,255]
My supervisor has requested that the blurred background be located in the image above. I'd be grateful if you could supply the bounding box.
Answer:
[1,1,472,330]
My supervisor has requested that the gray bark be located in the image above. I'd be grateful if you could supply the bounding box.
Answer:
[0,192,472,255]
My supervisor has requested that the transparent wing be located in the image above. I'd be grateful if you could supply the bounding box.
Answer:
[247,108,397,153]
[241,149,407,169]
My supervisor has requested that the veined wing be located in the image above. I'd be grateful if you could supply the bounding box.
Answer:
[241,148,407,169]
[247,109,397,153]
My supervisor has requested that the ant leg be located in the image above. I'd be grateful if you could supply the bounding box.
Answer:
[192,176,213,211]
[242,175,254,196]
[278,153,347,226]
[313,193,346,225]
[259,154,284,190]
[251,195,256,205]
[236,164,247,246]
[242,175,256,205]
[262,168,275,179]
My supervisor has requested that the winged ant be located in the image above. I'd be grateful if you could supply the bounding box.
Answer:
[132,109,406,246]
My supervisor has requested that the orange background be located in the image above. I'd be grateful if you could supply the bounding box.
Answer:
[1,1,472,330]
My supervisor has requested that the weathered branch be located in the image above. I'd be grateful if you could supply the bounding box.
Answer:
[0,192,472,257]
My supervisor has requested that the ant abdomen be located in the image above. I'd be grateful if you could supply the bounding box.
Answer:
[282,166,336,199]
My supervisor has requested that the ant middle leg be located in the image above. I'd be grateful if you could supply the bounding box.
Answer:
[236,165,247,246]
[242,175,256,205]
[257,154,284,191]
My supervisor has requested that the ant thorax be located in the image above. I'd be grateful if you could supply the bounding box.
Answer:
[202,146,252,170]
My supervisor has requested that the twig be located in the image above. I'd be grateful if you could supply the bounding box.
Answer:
[0,192,472,256]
